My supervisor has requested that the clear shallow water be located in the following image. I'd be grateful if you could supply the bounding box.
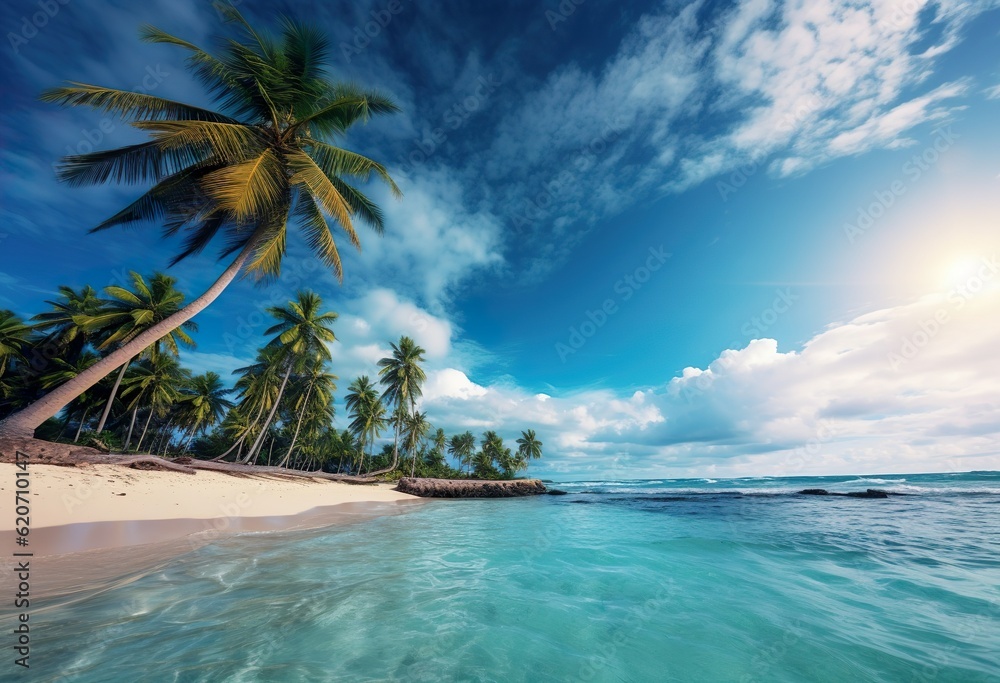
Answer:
[17,472,1000,682]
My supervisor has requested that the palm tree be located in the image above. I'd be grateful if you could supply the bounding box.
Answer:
[403,411,430,477]
[345,375,385,475]
[37,352,101,442]
[84,271,197,434]
[277,364,336,468]
[245,291,337,464]
[177,372,234,450]
[30,285,102,364]
[448,431,476,475]
[119,355,186,451]
[370,336,426,476]
[516,429,543,474]
[0,311,30,400]
[0,4,400,439]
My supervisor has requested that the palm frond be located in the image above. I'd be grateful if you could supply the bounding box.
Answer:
[293,193,343,281]
[202,148,286,220]
[286,150,357,246]
[39,83,236,123]
[305,140,401,197]
[56,141,206,187]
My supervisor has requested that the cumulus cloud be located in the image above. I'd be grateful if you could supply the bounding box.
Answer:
[414,281,1000,477]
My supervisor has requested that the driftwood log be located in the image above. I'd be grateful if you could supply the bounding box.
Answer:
[395,477,547,498]
[0,436,378,483]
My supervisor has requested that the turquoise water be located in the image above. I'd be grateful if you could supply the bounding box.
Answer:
[19,472,1000,681]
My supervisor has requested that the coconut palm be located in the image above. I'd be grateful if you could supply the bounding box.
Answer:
[0,3,400,439]
[83,271,197,434]
[119,355,186,451]
[30,285,102,364]
[244,291,337,464]
[516,429,543,474]
[276,364,336,468]
[177,372,234,449]
[448,431,477,475]
[403,410,430,477]
[370,336,426,476]
[37,352,101,442]
[0,311,30,399]
[345,375,385,475]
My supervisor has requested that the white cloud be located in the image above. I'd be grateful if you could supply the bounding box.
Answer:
[411,282,1000,478]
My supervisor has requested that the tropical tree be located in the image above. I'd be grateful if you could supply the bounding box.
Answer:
[370,336,426,476]
[0,311,30,399]
[345,375,385,475]
[83,271,196,434]
[448,431,476,475]
[30,284,102,363]
[0,3,400,439]
[37,352,101,442]
[176,372,234,449]
[119,354,186,451]
[276,364,336,468]
[516,429,543,474]
[244,291,337,464]
[403,410,430,477]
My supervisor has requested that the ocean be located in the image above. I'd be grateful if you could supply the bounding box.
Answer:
[22,472,1000,681]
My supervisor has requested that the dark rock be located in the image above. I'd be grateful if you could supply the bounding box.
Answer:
[395,478,547,498]
[546,489,568,495]
[846,489,889,499]
[799,489,830,495]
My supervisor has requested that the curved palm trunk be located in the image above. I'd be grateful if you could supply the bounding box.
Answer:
[366,416,400,477]
[136,408,155,452]
[73,406,90,443]
[124,405,138,451]
[214,400,266,462]
[245,363,292,465]
[277,381,313,469]
[95,361,130,434]
[0,238,258,439]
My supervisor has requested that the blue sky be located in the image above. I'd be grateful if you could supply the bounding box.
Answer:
[2,0,1000,477]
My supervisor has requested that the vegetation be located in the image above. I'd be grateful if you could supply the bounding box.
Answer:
[0,1,400,438]
[0,4,544,480]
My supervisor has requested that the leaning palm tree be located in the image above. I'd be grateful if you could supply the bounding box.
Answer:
[84,271,197,434]
[177,372,234,450]
[244,291,337,464]
[30,285,102,364]
[0,3,400,439]
[345,375,385,476]
[516,429,543,474]
[276,364,336,468]
[370,336,426,476]
[119,355,186,450]
[403,410,430,478]
[0,311,30,400]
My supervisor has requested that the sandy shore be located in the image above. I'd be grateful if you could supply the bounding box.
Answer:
[0,463,419,556]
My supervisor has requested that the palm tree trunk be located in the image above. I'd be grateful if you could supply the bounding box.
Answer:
[366,410,402,477]
[136,408,155,452]
[73,406,90,443]
[124,405,138,451]
[95,361,130,434]
[0,238,260,438]
[245,363,292,465]
[278,381,313,469]
[214,401,266,462]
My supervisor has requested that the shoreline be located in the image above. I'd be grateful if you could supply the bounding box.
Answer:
[0,462,422,556]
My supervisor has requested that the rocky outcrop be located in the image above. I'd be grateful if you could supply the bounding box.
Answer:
[395,478,547,498]
[798,488,891,499]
